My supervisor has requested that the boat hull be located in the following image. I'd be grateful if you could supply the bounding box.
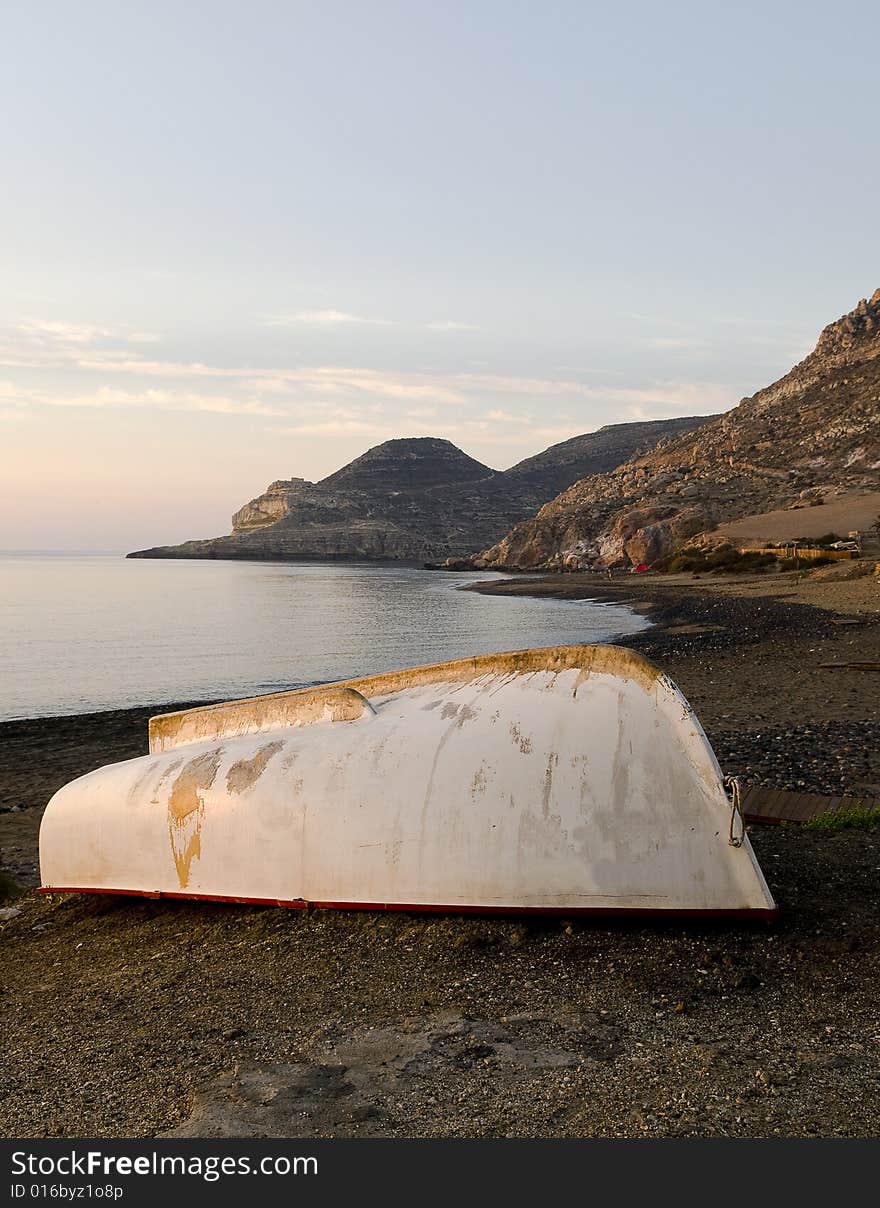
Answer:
[39,646,776,916]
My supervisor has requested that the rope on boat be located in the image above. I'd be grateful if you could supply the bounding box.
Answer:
[724,775,744,847]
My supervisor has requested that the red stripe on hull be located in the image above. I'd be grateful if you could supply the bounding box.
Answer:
[38,884,778,920]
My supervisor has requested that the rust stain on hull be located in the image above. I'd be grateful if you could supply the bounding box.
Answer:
[168,749,222,888]
[225,741,283,794]
[509,721,533,754]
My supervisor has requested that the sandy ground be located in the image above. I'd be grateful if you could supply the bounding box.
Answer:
[684,556,880,619]
[712,490,880,547]
[1,568,879,1138]
[469,566,880,741]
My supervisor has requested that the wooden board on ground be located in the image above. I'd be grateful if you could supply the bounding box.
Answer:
[742,784,878,825]
[818,661,880,670]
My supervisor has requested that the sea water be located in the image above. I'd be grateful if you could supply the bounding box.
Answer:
[0,553,649,720]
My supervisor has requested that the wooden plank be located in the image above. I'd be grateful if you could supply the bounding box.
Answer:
[789,794,824,823]
[742,786,788,824]
[817,661,880,671]
[741,784,878,825]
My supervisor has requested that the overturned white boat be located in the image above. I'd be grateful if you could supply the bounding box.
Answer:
[40,645,775,917]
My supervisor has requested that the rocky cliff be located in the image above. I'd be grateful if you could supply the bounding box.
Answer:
[479,290,880,570]
[127,420,712,563]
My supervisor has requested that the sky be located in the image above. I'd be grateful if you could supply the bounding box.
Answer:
[1,1,878,550]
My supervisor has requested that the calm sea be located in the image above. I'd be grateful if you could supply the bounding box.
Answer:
[0,553,649,720]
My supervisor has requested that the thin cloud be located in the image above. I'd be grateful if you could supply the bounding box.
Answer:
[77,355,224,377]
[305,368,466,404]
[73,356,471,405]
[627,311,694,328]
[244,376,294,393]
[266,310,391,327]
[455,372,730,411]
[485,408,530,423]
[60,389,284,416]
[275,419,386,436]
[5,345,734,420]
[1,321,736,443]
[0,353,45,369]
[647,336,709,351]
[16,319,114,344]
[606,381,732,411]
[9,319,161,348]
[425,320,479,332]
[6,327,730,416]
[454,373,601,397]
[0,381,284,417]
[267,311,477,332]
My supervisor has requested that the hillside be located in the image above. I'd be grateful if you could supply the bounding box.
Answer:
[127,418,713,563]
[319,437,494,491]
[479,289,880,569]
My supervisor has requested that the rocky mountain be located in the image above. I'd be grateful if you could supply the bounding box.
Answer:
[318,438,493,492]
[497,420,713,492]
[478,290,880,570]
[127,419,713,563]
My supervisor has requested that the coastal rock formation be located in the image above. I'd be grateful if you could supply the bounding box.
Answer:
[480,289,880,570]
[128,420,712,563]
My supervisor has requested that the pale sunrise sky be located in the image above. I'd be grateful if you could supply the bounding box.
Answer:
[1,1,877,550]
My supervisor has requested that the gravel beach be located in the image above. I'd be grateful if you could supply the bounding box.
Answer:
[1,570,879,1138]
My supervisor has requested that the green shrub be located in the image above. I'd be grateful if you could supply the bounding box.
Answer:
[659,550,708,573]
[711,551,775,574]
[791,535,840,549]
[658,548,776,575]
[705,548,738,568]
[804,807,880,832]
